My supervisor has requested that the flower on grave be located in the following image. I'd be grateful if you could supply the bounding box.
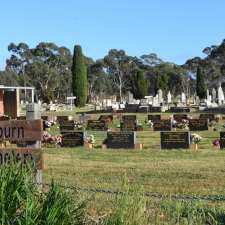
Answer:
[85,135,95,144]
[209,120,216,127]
[116,124,120,128]
[147,120,154,128]
[54,135,62,145]
[191,133,202,144]
[215,115,220,122]
[212,139,220,147]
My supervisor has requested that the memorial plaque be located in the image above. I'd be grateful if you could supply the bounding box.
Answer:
[61,131,84,147]
[149,106,162,112]
[0,148,43,169]
[98,115,113,123]
[170,107,190,113]
[173,114,188,122]
[220,132,225,149]
[153,119,172,131]
[199,114,215,122]
[121,115,137,131]
[148,114,161,122]
[57,116,69,123]
[189,119,208,131]
[123,104,138,113]
[106,131,136,149]
[160,131,190,149]
[0,120,42,141]
[59,120,76,132]
[87,120,108,131]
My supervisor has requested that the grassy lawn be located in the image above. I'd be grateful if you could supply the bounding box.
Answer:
[44,112,225,197]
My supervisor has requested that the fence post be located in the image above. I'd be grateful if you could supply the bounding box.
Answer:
[26,103,42,185]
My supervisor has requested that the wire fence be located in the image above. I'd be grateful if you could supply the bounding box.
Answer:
[41,182,225,202]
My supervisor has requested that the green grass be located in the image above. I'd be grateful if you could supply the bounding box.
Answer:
[42,112,225,224]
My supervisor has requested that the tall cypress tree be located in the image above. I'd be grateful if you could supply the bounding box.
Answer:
[196,67,207,99]
[72,45,87,107]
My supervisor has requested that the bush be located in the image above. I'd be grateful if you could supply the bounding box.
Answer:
[0,162,85,225]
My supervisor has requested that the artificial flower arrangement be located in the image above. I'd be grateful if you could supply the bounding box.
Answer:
[190,133,202,150]
[212,139,220,148]
[147,120,154,128]
[85,134,95,144]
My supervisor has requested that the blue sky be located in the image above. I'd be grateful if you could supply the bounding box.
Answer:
[0,0,225,69]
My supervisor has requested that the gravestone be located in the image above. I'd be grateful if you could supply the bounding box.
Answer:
[173,114,188,122]
[170,107,190,113]
[167,91,172,104]
[121,115,137,131]
[57,116,69,123]
[153,119,172,131]
[181,92,186,104]
[98,115,113,123]
[148,114,161,122]
[212,88,216,102]
[158,89,163,104]
[199,114,215,122]
[220,132,225,149]
[59,120,77,132]
[149,106,162,112]
[61,131,84,147]
[160,131,190,149]
[189,119,208,131]
[105,131,136,149]
[87,120,108,131]
[124,104,138,113]
[217,84,224,105]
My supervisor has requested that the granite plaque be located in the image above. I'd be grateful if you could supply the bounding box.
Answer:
[87,120,108,131]
[173,114,188,122]
[148,114,161,122]
[153,119,172,131]
[199,114,215,122]
[106,131,136,149]
[61,131,84,147]
[160,131,190,149]
[189,119,208,131]
[220,132,225,149]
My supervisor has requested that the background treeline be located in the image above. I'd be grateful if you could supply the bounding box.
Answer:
[1,39,225,103]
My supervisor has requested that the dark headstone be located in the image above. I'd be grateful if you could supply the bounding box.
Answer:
[106,131,136,149]
[60,120,76,132]
[98,115,113,123]
[121,115,137,131]
[124,104,138,113]
[189,119,208,131]
[170,107,190,113]
[57,116,69,123]
[160,131,190,149]
[148,114,161,122]
[153,119,172,131]
[137,106,149,113]
[220,132,225,149]
[61,131,84,147]
[149,106,162,112]
[173,114,188,122]
[87,120,108,131]
[199,114,215,122]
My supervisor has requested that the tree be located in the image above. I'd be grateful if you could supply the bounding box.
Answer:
[196,67,207,99]
[131,70,149,99]
[72,45,88,107]
[103,49,136,101]
[6,42,72,103]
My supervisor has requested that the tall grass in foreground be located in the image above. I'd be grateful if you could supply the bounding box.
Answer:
[0,163,86,225]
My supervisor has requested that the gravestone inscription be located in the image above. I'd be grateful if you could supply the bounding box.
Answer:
[199,114,215,122]
[61,131,84,147]
[173,114,188,122]
[189,119,208,131]
[148,114,161,122]
[153,119,172,131]
[106,131,136,149]
[160,131,190,149]
[87,120,108,131]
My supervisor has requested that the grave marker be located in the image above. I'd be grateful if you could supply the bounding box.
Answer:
[148,114,161,122]
[189,119,208,131]
[106,131,136,149]
[153,119,172,131]
[160,131,190,149]
[87,120,108,131]
[220,132,225,149]
[61,131,84,147]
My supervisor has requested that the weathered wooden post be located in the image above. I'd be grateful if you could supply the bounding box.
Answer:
[26,103,42,185]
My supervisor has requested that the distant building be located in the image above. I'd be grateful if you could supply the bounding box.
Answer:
[0,85,34,118]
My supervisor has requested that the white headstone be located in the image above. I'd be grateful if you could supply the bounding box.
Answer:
[181,92,186,104]
[158,89,163,104]
[217,84,224,105]
[212,88,216,102]
[167,91,172,104]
